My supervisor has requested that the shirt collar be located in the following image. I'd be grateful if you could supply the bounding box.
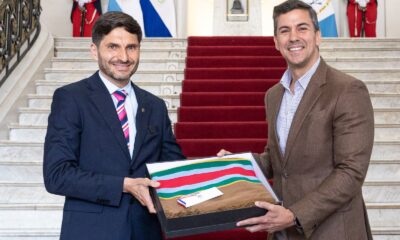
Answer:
[280,57,321,91]
[98,71,133,96]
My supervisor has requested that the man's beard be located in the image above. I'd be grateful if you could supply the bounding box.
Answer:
[98,58,139,83]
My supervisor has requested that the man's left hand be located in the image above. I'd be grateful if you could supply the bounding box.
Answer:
[237,201,295,233]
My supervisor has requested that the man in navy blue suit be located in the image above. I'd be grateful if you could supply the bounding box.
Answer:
[43,12,185,240]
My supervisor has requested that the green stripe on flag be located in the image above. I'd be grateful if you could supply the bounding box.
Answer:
[151,159,253,178]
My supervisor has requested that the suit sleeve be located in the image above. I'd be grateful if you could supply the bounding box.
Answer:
[43,88,124,207]
[288,80,374,238]
[159,101,186,161]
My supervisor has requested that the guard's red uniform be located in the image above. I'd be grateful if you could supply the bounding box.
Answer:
[71,0,102,37]
[347,0,377,37]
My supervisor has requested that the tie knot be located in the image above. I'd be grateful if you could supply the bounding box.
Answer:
[113,90,127,102]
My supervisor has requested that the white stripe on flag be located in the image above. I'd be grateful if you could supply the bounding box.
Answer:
[107,0,145,36]
[149,0,176,37]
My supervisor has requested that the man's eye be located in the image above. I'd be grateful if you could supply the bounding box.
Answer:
[108,45,117,49]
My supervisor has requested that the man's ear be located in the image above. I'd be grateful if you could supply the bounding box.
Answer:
[315,30,322,48]
[273,36,279,51]
[90,43,98,61]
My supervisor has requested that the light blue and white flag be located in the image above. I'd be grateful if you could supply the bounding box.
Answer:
[107,0,176,37]
[302,0,338,37]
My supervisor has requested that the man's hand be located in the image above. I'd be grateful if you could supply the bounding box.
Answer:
[217,149,232,157]
[237,201,295,233]
[123,177,160,214]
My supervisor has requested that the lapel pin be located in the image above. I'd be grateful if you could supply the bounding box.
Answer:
[142,108,145,113]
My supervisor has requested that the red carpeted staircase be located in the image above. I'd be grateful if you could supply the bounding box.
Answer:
[171,37,285,240]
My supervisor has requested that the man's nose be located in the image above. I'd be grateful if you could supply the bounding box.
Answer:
[289,29,299,42]
[118,49,129,62]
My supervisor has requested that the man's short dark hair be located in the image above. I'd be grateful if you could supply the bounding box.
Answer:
[92,11,143,46]
[273,0,320,36]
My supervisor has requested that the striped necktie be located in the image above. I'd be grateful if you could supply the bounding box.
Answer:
[113,90,129,147]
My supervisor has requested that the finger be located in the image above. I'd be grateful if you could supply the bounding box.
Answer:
[217,149,226,157]
[143,190,156,213]
[139,178,160,188]
[245,223,270,233]
[255,201,275,211]
[237,215,268,227]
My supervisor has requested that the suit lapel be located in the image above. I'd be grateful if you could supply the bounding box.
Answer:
[131,84,152,166]
[87,73,131,161]
[283,60,328,167]
[268,85,285,162]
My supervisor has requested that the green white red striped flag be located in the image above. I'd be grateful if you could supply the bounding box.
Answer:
[147,153,277,201]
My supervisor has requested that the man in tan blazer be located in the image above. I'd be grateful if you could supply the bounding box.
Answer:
[220,1,374,239]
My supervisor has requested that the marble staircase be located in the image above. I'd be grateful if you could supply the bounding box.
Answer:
[0,38,399,239]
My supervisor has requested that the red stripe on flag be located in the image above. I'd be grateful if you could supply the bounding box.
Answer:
[157,167,256,188]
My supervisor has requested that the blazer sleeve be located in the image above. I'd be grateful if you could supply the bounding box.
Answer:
[288,80,374,238]
[43,88,124,207]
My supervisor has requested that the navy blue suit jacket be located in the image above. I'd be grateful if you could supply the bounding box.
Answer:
[43,72,185,240]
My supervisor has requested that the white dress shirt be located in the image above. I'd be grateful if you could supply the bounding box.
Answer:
[99,71,138,158]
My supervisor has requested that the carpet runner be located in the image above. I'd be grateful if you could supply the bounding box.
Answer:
[172,36,285,240]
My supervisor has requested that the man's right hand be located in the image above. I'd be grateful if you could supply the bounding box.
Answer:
[123,177,160,213]
[217,149,232,157]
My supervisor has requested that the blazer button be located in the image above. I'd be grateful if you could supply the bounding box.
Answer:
[283,171,289,178]
[129,169,134,175]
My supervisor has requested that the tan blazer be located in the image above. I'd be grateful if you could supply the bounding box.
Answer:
[257,59,374,240]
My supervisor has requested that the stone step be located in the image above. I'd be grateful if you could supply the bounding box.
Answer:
[365,80,400,94]
[55,47,186,58]
[0,206,62,230]
[0,183,62,204]
[0,229,398,240]
[325,58,400,69]
[320,38,400,48]
[18,107,178,126]
[35,79,182,96]
[0,203,398,231]
[54,37,188,48]
[0,142,44,162]
[374,124,400,142]
[371,141,400,161]
[343,69,400,81]
[27,93,180,109]
[9,120,400,143]
[54,37,400,49]
[372,227,400,240]
[43,68,184,82]
[0,140,398,163]
[367,203,400,227]
[0,229,59,240]
[363,181,400,204]
[374,109,400,125]
[320,48,400,58]
[365,160,400,182]
[370,94,400,109]
[50,57,400,70]
[1,159,397,183]
[24,92,400,110]
[51,57,186,70]
[42,68,400,84]
[19,108,397,127]
[0,178,398,204]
